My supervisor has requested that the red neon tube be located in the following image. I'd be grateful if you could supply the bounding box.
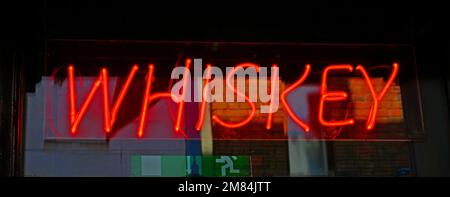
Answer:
[101,68,112,133]
[195,64,212,131]
[280,64,311,132]
[111,65,139,126]
[356,63,399,130]
[70,78,102,134]
[175,59,192,132]
[146,93,187,138]
[265,64,278,130]
[377,63,399,100]
[318,65,355,127]
[68,65,76,124]
[318,92,355,126]
[137,64,155,137]
[211,63,259,128]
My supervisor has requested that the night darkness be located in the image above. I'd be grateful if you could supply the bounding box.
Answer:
[1,1,449,180]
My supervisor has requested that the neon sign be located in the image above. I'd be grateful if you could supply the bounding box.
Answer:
[65,61,400,138]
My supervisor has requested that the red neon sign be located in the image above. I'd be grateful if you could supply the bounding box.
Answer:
[280,64,311,132]
[265,64,279,130]
[66,62,400,138]
[211,63,259,129]
[356,63,399,130]
[175,59,192,132]
[69,65,141,135]
[101,68,112,133]
[111,65,139,126]
[68,65,76,124]
[138,64,154,137]
[318,65,355,127]
[195,64,212,131]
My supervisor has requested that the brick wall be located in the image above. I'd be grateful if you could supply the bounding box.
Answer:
[211,78,290,176]
[326,77,406,139]
[348,77,403,124]
[210,76,413,176]
[330,77,413,176]
[332,141,413,176]
[210,78,286,139]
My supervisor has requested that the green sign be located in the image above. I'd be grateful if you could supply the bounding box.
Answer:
[131,155,250,177]
[131,156,187,177]
[202,156,251,177]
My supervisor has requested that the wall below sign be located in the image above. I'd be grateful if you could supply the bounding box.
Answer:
[24,79,186,176]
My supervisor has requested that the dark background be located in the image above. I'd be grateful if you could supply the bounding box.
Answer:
[0,1,449,176]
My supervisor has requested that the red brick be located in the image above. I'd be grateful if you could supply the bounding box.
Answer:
[354,109,370,119]
[377,109,390,117]
[376,117,390,123]
[353,102,373,109]
[391,109,403,117]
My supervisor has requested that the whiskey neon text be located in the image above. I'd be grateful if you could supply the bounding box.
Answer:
[67,61,399,137]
